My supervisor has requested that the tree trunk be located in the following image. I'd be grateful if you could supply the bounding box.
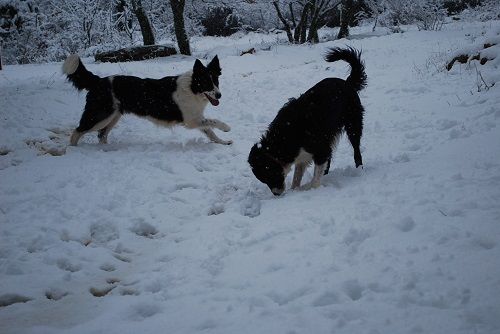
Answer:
[299,6,309,44]
[307,1,322,43]
[131,0,155,45]
[289,3,296,28]
[337,0,353,39]
[294,3,310,43]
[272,1,293,43]
[170,0,191,55]
[372,14,378,32]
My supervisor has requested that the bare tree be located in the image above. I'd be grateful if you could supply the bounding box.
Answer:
[51,0,106,49]
[272,0,340,44]
[337,0,354,39]
[170,0,191,55]
[130,0,155,45]
[363,0,384,31]
[307,0,340,43]
[272,1,293,42]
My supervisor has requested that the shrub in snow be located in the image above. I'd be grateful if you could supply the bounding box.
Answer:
[201,6,241,37]
[443,0,481,15]
[412,0,447,31]
[0,1,51,64]
[379,0,446,31]
[462,0,500,22]
[447,27,500,89]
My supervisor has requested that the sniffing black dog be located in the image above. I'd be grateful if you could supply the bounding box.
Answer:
[62,55,232,146]
[248,47,367,195]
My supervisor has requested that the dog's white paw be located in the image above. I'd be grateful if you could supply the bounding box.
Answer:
[220,139,233,145]
[219,123,231,132]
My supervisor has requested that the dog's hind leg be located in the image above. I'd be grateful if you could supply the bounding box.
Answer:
[98,113,121,144]
[346,130,363,168]
[70,108,116,146]
[345,108,364,168]
[199,128,232,145]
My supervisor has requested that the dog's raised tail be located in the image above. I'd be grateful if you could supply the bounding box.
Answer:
[325,47,367,91]
[62,54,100,91]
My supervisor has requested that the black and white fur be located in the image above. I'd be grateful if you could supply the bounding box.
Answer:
[248,47,367,196]
[62,55,231,146]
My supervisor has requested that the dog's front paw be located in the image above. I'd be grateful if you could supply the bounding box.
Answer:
[219,123,231,132]
[297,183,312,191]
[220,139,233,145]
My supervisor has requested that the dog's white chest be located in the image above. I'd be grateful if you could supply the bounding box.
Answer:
[172,72,208,128]
[295,148,313,164]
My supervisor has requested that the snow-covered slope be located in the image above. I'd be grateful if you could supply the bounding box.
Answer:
[1,22,499,334]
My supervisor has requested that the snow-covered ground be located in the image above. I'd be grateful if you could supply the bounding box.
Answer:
[1,21,500,334]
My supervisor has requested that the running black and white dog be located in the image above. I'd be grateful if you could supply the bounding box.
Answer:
[62,55,231,146]
[248,47,367,196]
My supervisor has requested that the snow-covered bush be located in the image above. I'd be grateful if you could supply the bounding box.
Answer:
[201,6,242,37]
[447,27,500,89]
[378,0,446,30]
[457,0,500,22]
[0,1,53,64]
[411,0,447,31]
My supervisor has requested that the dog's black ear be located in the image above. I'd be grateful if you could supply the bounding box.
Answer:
[193,59,205,73]
[207,55,221,75]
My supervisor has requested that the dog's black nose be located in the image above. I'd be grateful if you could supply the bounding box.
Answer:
[215,92,222,99]
[271,188,284,196]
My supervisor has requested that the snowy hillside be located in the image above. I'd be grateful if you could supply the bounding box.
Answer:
[1,22,500,334]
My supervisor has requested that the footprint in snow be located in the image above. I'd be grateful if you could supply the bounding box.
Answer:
[90,222,120,244]
[99,263,116,272]
[437,119,458,131]
[391,153,410,163]
[343,228,371,247]
[45,288,68,301]
[25,128,71,156]
[240,193,261,218]
[342,279,364,301]
[56,258,81,272]
[128,303,162,321]
[106,277,120,284]
[120,288,140,296]
[312,291,340,307]
[89,285,116,297]
[113,253,132,263]
[208,202,225,215]
[449,127,471,139]
[473,237,496,250]
[130,220,159,238]
[0,294,32,307]
[175,182,200,191]
[396,216,416,232]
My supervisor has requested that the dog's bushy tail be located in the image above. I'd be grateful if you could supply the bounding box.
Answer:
[325,47,367,91]
[62,54,100,91]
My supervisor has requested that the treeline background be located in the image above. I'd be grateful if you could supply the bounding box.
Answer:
[0,0,498,65]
